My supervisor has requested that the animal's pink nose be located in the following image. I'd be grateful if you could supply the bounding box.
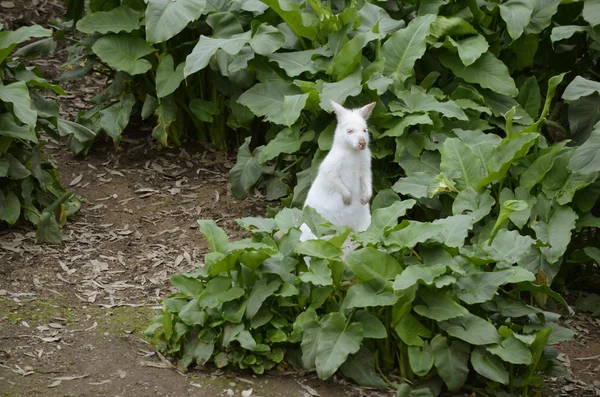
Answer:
[358,138,366,149]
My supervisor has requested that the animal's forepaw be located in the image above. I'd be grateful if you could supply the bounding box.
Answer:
[343,194,352,206]
[360,195,371,205]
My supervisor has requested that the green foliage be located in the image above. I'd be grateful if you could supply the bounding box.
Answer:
[61,1,600,230]
[0,24,89,242]
[147,207,575,394]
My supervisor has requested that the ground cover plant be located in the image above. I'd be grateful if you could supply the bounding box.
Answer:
[0,23,94,242]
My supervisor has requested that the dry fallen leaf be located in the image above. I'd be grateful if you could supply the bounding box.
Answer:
[69,174,83,186]
[241,388,253,397]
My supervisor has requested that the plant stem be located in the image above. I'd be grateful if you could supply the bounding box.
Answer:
[281,156,305,173]
[544,119,568,136]
[374,352,399,390]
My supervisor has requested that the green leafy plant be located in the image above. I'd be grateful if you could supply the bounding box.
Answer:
[61,0,600,208]
[0,24,94,242]
[147,205,575,395]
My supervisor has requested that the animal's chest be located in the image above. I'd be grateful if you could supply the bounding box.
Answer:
[339,157,366,192]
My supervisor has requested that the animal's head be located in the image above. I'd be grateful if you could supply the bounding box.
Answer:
[331,101,376,151]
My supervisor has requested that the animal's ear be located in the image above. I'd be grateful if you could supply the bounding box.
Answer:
[357,102,376,120]
[330,100,347,118]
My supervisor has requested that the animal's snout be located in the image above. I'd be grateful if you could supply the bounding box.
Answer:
[357,137,366,149]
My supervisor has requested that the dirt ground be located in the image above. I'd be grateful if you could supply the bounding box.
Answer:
[1,1,599,397]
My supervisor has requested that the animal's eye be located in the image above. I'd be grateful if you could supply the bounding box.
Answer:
[363,129,367,133]
[347,129,353,134]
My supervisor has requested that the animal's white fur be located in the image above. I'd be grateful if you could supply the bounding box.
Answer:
[299,101,375,247]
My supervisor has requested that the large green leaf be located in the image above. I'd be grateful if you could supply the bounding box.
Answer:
[441,313,501,345]
[531,205,578,264]
[296,240,342,260]
[393,263,447,291]
[329,31,379,79]
[0,113,36,143]
[268,49,319,77]
[197,278,245,309]
[258,127,313,164]
[145,0,206,44]
[35,210,62,244]
[551,26,590,43]
[439,51,518,97]
[238,80,304,125]
[381,15,436,90]
[340,346,388,389]
[562,76,600,102]
[358,199,416,244]
[567,124,600,174]
[408,343,434,377]
[318,67,363,112]
[583,0,600,27]
[486,335,533,365]
[499,0,534,41]
[0,81,36,127]
[345,247,403,290]
[385,221,445,249]
[56,118,96,143]
[76,6,142,34]
[442,35,489,67]
[486,229,535,265]
[414,288,468,321]
[431,335,469,392]
[452,188,495,222]
[381,114,433,138]
[526,0,561,34]
[477,133,539,189]
[471,347,509,385]
[394,89,468,120]
[156,54,185,98]
[520,143,567,191]
[184,33,250,77]
[542,150,599,204]
[250,23,286,56]
[342,282,399,309]
[246,278,282,318]
[353,311,386,339]
[0,25,51,63]
[518,76,542,119]
[99,94,135,145]
[315,313,363,379]
[197,220,229,253]
[260,0,318,40]
[440,137,485,191]
[91,35,154,75]
[430,16,477,37]
[392,171,437,199]
[2,190,20,225]
[179,299,207,326]
[229,137,263,199]
[431,215,474,248]
[456,270,515,305]
[170,274,204,297]
[394,309,431,346]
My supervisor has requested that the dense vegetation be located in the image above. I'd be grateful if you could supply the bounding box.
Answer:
[54,0,600,394]
[0,24,92,242]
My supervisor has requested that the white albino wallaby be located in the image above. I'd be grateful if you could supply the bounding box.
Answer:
[299,100,375,245]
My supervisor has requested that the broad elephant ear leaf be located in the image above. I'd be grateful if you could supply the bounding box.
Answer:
[439,51,518,97]
[381,15,436,91]
[229,137,264,199]
[145,0,206,44]
[91,35,154,75]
